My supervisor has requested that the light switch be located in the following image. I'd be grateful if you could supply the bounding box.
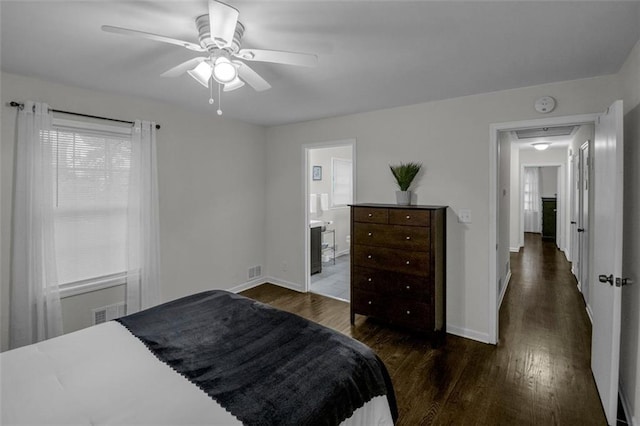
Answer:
[458,209,472,224]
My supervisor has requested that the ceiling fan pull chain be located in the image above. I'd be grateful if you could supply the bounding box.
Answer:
[208,76,215,105]
[217,83,223,116]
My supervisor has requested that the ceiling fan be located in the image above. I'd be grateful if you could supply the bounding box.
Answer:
[102,0,318,114]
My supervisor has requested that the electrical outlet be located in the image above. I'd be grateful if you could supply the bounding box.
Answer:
[458,209,472,224]
[281,261,287,272]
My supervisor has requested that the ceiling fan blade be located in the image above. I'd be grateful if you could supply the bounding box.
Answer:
[208,0,239,49]
[237,62,271,92]
[101,25,205,52]
[161,57,208,77]
[236,49,318,68]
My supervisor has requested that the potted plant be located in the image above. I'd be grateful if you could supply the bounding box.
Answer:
[389,162,422,205]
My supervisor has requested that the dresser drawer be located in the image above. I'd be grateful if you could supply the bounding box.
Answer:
[353,245,430,277]
[388,209,430,227]
[386,300,433,331]
[352,266,431,302]
[353,223,430,251]
[353,207,389,224]
[351,290,386,318]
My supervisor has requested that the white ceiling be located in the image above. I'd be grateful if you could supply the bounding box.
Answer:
[2,1,639,127]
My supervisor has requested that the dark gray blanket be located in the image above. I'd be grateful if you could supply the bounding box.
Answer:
[116,290,397,426]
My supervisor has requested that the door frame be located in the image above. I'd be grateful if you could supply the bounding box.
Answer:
[302,139,356,293]
[489,113,598,344]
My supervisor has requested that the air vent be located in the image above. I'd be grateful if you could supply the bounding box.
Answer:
[515,126,576,139]
[248,265,262,279]
[92,302,126,325]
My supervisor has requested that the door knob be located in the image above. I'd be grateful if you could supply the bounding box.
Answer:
[571,221,577,225]
[577,228,585,233]
[598,274,613,285]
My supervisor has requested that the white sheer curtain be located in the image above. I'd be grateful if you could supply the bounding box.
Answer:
[10,101,63,348]
[126,120,161,314]
[523,166,541,233]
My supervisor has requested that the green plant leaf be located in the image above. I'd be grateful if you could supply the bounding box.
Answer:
[389,162,422,191]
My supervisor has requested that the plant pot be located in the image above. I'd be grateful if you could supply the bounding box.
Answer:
[395,190,411,205]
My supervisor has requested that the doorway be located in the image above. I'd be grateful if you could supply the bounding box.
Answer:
[491,103,624,425]
[577,141,591,313]
[490,113,599,343]
[304,140,355,301]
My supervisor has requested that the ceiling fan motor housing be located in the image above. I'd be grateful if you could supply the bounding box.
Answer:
[195,14,245,54]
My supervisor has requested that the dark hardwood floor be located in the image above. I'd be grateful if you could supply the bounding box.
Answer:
[241,233,606,425]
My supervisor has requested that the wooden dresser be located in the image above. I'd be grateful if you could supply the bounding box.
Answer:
[350,203,446,337]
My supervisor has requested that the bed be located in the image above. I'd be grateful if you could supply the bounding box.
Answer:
[1,290,397,425]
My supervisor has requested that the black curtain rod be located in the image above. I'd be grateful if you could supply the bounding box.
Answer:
[9,101,161,130]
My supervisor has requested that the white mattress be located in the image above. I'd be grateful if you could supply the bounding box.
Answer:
[1,322,393,425]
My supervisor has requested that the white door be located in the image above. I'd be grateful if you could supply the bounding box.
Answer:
[579,142,590,302]
[590,100,624,426]
[569,153,578,271]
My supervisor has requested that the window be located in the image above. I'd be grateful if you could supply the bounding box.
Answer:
[523,167,540,212]
[50,119,132,295]
[331,157,352,207]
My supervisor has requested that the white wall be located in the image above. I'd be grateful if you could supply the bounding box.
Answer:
[619,36,640,426]
[265,74,620,342]
[308,145,352,256]
[0,72,267,350]
[539,166,558,198]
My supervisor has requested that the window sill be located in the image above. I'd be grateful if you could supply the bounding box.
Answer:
[59,273,126,299]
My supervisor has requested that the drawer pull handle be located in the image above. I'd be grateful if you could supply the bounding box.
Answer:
[406,215,411,219]
[368,232,372,236]
[368,278,372,282]
[406,285,410,290]
[406,310,411,315]
[406,236,411,240]
[368,301,372,305]
[368,255,372,259]
[406,260,410,265]
[368,213,373,217]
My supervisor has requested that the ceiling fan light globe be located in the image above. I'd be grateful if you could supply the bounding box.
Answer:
[224,77,245,92]
[188,61,213,87]
[213,57,237,84]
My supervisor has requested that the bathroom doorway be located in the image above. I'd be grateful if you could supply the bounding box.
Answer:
[304,140,355,301]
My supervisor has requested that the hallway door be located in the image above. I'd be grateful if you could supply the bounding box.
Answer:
[590,100,624,426]
[578,142,590,303]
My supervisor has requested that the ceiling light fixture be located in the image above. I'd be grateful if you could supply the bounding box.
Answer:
[187,61,213,88]
[186,55,240,115]
[212,56,237,84]
[224,76,245,92]
[532,143,550,151]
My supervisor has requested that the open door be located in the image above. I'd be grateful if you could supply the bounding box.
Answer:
[590,100,624,425]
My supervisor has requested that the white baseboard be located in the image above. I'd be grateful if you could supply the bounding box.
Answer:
[446,324,491,344]
[264,276,305,293]
[499,271,512,309]
[336,249,350,257]
[619,384,636,426]
[227,278,268,294]
[509,246,521,253]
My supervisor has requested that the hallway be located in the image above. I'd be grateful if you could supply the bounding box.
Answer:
[498,232,605,424]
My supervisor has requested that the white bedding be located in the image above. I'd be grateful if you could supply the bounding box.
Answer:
[1,322,393,425]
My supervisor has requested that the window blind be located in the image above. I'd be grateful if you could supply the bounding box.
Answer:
[50,123,132,286]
